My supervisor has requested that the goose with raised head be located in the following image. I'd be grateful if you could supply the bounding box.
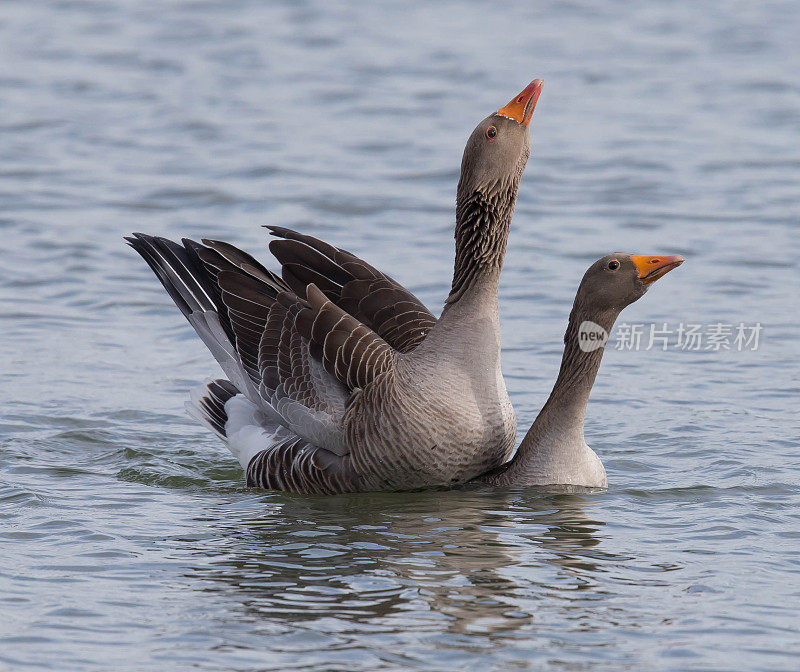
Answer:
[127,79,543,494]
[479,252,684,488]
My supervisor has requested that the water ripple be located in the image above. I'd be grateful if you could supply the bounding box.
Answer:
[1,0,798,670]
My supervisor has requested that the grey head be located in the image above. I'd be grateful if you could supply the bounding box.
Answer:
[457,79,544,198]
[446,79,545,305]
[573,253,686,320]
[478,251,684,489]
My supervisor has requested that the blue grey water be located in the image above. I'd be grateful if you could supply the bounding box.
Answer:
[1,1,798,670]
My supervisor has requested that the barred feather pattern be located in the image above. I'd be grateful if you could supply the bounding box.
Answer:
[344,364,515,491]
[245,436,360,495]
[128,219,517,494]
[187,379,239,440]
[190,379,359,494]
[264,227,516,490]
[447,176,520,307]
[267,227,437,353]
[127,233,351,461]
[258,293,349,455]
[296,284,397,392]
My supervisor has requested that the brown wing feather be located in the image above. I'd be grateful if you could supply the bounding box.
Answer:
[190,238,349,452]
[267,226,437,353]
[296,284,396,391]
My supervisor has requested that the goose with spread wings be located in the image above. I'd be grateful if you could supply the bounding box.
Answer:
[127,80,543,494]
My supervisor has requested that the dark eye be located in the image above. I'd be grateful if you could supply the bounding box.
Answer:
[607,260,620,270]
[486,125,497,139]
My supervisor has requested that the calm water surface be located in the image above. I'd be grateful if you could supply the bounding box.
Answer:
[1,1,799,670]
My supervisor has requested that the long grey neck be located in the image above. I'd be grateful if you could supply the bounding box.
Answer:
[443,177,518,311]
[416,181,517,366]
[486,302,620,484]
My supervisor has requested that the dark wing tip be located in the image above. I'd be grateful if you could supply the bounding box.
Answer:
[264,224,307,240]
[125,232,151,249]
[264,225,295,238]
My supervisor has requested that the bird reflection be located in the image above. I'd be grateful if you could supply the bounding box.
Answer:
[185,487,622,638]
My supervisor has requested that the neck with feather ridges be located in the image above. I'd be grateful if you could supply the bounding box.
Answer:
[411,160,521,365]
[443,174,519,312]
[488,302,620,486]
[413,177,519,364]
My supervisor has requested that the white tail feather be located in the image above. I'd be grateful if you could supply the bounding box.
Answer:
[185,382,298,470]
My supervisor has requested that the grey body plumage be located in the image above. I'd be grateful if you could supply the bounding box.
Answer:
[127,81,545,494]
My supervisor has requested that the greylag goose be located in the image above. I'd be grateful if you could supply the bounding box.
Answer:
[480,252,684,488]
[127,79,544,494]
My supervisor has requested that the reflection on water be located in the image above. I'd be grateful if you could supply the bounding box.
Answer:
[190,492,608,631]
[1,0,799,670]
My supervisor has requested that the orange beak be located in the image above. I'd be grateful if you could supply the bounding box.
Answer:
[630,255,685,284]
[496,79,544,127]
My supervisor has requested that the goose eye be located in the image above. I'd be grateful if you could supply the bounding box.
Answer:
[486,125,497,139]
[607,260,620,270]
